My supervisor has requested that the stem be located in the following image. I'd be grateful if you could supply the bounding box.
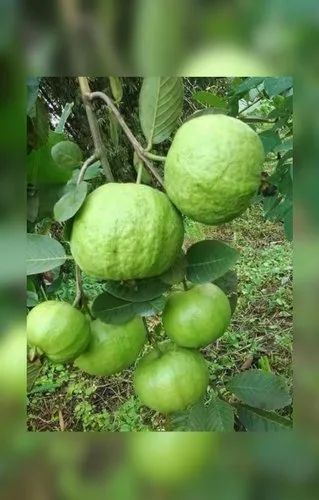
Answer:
[40,284,48,301]
[78,78,114,182]
[240,116,276,124]
[77,153,97,186]
[136,163,143,184]
[143,151,166,162]
[182,279,188,291]
[72,265,83,308]
[88,91,164,188]
[238,95,263,115]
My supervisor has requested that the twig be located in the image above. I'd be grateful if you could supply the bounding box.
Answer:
[77,153,97,185]
[136,162,143,184]
[240,117,276,124]
[88,91,164,188]
[78,78,114,182]
[72,265,83,308]
[144,151,166,162]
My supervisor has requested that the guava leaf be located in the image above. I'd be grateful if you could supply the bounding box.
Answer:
[228,369,291,410]
[27,234,67,275]
[139,77,183,146]
[264,77,293,97]
[54,182,88,222]
[186,240,239,284]
[27,78,40,116]
[233,77,264,95]
[159,252,187,285]
[258,130,281,155]
[213,270,238,315]
[54,102,74,134]
[237,404,292,431]
[104,277,170,303]
[192,91,226,108]
[171,395,234,431]
[51,140,83,169]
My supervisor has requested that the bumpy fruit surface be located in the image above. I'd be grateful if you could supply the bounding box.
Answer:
[134,341,209,413]
[163,283,231,348]
[27,301,90,363]
[74,317,146,376]
[128,432,215,485]
[164,114,264,224]
[70,183,184,280]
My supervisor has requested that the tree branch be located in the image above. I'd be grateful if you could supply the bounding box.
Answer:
[88,91,164,188]
[78,78,114,182]
[77,153,97,185]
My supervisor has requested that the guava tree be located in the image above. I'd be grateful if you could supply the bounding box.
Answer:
[27,76,292,431]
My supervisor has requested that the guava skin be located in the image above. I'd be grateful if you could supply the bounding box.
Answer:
[27,301,90,363]
[129,432,215,485]
[163,283,231,348]
[74,317,146,376]
[133,342,209,413]
[164,114,264,224]
[70,183,184,280]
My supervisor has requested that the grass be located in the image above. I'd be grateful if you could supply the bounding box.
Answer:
[27,203,292,431]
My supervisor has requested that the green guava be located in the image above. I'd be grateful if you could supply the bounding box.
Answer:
[164,114,264,224]
[128,432,216,485]
[74,317,146,376]
[163,283,231,348]
[51,140,83,169]
[133,341,209,413]
[70,183,184,280]
[27,301,90,363]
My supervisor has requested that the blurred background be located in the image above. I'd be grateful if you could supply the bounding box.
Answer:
[1,0,319,497]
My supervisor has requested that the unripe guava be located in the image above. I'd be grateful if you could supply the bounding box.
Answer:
[70,183,184,280]
[163,283,231,348]
[74,317,146,376]
[134,341,209,413]
[27,301,90,363]
[164,114,264,224]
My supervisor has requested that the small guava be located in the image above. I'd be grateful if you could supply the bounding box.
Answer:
[70,183,184,280]
[164,114,264,224]
[163,283,231,348]
[27,301,90,363]
[74,317,146,376]
[133,341,209,413]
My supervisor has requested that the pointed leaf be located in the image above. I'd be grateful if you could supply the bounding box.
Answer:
[228,369,291,410]
[27,234,67,275]
[213,270,238,315]
[54,182,88,222]
[192,91,226,108]
[186,240,239,284]
[206,396,235,431]
[233,77,264,95]
[159,252,187,285]
[259,130,281,155]
[104,277,170,303]
[264,77,293,97]
[139,77,183,146]
[237,404,292,431]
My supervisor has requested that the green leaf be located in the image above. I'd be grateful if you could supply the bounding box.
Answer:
[213,270,238,315]
[27,234,67,275]
[82,160,102,180]
[27,278,39,307]
[237,404,292,431]
[186,240,239,284]
[233,77,264,95]
[54,182,87,223]
[51,140,83,169]
[27,361,42,392]
[264,77,293,97]
[228,369,291,410]
[104,277,170,303]
[259,130,281,155]
[159,252,187,285]
[192,91,226,108]
[54,102,74,134]
[92,292,166,325]
[206,396,234,431]
[273,137,293,154]
[139,77,183,146]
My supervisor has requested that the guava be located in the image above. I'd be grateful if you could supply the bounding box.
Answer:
[51,140,83,169]
[27,301,90,363]
[74,317,146,376]
[163,283,231,348]
[128,432,216,485]
[70,183,184,280]
[133,341,209,413]
[164,114,264,224]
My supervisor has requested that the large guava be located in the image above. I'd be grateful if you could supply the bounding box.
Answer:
[74,316,146,376]
[133,341,209,413]
[163,283,231,348]
[128,432,216,485]
[27,301,90,363]
[164,114,264,224]
[70,183,184,280]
